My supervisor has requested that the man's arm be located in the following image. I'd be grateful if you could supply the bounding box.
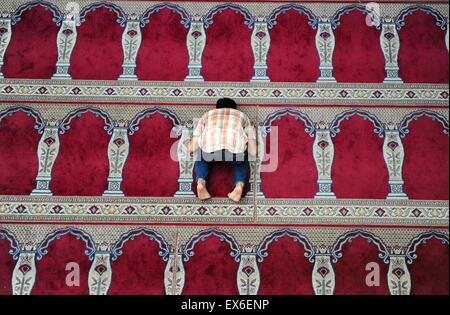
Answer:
[188,115,204,153]
[188,136,200,153]
[246,125,257,158]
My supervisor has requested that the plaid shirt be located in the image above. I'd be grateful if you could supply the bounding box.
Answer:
[193,108,256,154]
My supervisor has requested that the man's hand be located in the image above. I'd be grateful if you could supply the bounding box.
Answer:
[188,136,200,153]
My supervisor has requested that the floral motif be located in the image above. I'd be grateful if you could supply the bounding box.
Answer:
[387,141,399,150]
[89,205,100,214]
[255,31,266,39]
[105,88,115,95]
[71,87,81,95]
[384,32,395,41]
[318,140,329,149]
[197,206,208,215]
[267,207,277,216]
[272,90,282,97]
[0,27,8,36]
[306,90,315,97]
[192,31,202,39]
[44,137,55,146]
[242,266,255,277]
[127,30,138,37]
[62,29,73,37]
[124,206,135,214]
[339,90,349,98]
[392,267,405,279]
[114,138,125,147]
[239,90,248,97]
[161,206,171,215]
[16,205,27,213]
[375,208,386,217]
[320,32,330,39]
[317,266,329,278]
[95,264,107,276]
[19,264,31,275]
[407,91,416,99]
[303,207,313,216]
[373,90,382,98]
[52,205,63,213]
[38,87,48,94]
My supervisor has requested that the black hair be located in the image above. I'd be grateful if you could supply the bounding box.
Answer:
[216,98,237,110]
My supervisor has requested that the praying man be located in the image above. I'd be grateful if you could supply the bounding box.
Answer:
[187,98,257,202]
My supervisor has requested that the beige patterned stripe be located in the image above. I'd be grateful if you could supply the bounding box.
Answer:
[0,80,448,107]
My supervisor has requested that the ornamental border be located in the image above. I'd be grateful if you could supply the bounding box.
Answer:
[267,4,319,29]
[0,195,447,206]
[110,227,171,261]
[330,229,390,263]
[256,228,315,262]
[35,226,96,260]
[398,109,449,138]
[395,4,447,30]
[10,0,64,26]
[59,106,115,135]
[79,1,128,27]
[3,1,449,26]
[1,225,448,257]
[182,227,241,262]
[0,227,21,260]
[0,104,45,133]
[0,81,448,106]
[404,230,449,263]
[139,2,191,28]
[0,199,448,225]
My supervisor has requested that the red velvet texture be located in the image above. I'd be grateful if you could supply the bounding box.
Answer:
[261,115,317,198]
[122,114,179,197]
[409,238,449,295]
[258,236,314,295]
[2,7,58,79]
[201,9,254,82]
[398,11,449,84]
[136,8,189,81]
[2,7,449,84]
[70,8,123,80]
[0,239,15,295]
[32,234,90,295]
[0,112,40,195]
[51,112,109,196]
[183,236,239,295]
[402,116,449,200]
[331,115,389,199]
[333,11,385,83]
[333,236,390,295]
[109,235,166,295]
[267,10,320,82]
[2,110,448,200]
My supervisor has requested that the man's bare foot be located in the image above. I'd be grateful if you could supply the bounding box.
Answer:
[228,183,244,203]
[197,180,211,200]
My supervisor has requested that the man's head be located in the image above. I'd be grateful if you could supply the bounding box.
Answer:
[216,98,237,110]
